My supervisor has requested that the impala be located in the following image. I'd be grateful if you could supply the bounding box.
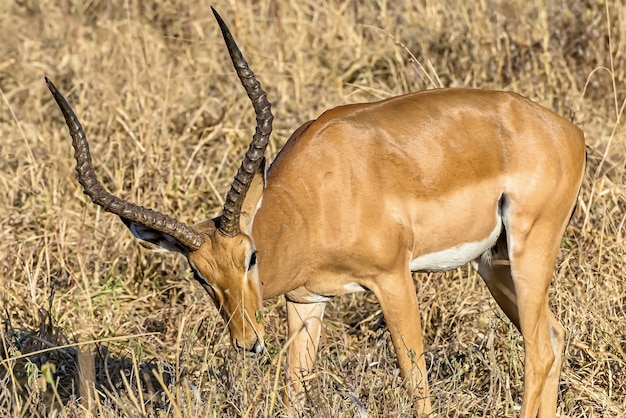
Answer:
[47,7,585,417]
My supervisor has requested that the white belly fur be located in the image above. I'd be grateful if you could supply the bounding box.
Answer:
[410,214,502,272]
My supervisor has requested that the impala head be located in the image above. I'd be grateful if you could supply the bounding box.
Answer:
[46,7,272,354]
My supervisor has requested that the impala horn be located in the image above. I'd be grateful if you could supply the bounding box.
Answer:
[46,78,204,251]
[212,7,274,237]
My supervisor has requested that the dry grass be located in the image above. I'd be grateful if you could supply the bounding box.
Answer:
[0,0,625,416]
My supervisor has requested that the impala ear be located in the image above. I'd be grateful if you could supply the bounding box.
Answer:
[240,157,266,235]
[121,219,192,255]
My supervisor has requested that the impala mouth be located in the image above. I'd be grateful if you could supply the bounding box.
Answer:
[250,338,265,355]
[236,337,265,356]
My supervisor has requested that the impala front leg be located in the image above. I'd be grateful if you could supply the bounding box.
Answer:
[373,272,432,416]
[284,300,326,408]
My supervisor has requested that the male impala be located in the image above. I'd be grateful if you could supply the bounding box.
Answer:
[47,7,585,417]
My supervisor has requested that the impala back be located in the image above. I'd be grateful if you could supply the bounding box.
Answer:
[252,88,585,301]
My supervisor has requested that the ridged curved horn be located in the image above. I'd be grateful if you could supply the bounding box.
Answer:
[45,77,204,251]
[212,7,274,237]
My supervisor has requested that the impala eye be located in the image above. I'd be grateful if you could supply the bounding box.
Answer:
[247,252,257,271]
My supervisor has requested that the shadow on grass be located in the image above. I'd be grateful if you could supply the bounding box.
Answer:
[0,299,177,417]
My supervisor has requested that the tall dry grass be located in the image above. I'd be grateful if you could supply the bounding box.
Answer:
[0,0,624,416]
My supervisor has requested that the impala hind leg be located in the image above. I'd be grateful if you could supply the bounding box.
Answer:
[283,301,326,409]
[475,230,564,418]
[373,272,432,415]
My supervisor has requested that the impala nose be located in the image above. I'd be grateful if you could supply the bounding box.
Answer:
[249,337,265,355]
[235,337,265,356]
